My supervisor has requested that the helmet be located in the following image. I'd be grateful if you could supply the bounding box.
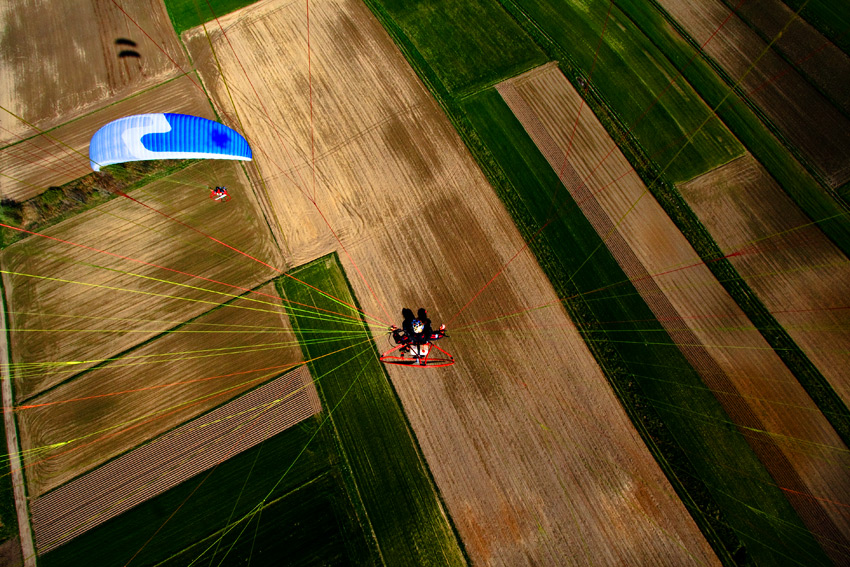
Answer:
[411,319,424,334]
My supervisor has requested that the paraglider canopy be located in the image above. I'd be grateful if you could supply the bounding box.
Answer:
[89,113,252,171]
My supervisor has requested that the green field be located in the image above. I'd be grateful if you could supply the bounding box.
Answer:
[163,0,259,35]
[372,0,546,96]
[279,255,467,566]
[622,0,850,254]
[502,0,744,184]
[462,88,830,566]
[40,411,371,566]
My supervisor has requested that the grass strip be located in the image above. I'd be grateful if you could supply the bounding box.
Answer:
[278,254,467,566]
[501,0,744,184]
[374,0,546,97]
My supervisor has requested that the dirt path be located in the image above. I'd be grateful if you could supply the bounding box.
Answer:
[499,64,850,563]
[185,1,721,564]
[0,266,36,567]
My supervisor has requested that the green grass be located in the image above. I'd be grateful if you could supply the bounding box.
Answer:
[39,414,363,567]
[278,254,466,566]
[158,470,370,567]
[374,0,546,96]
[462,87,831,566]
[163,0,259,35]
[501,0,743,183]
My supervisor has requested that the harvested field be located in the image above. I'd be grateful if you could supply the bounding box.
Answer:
[0,75,214,202]
[499,64,850,563]
[186,1,721,564]
[680,155,850,403]
[1,159,283,401]
[30,365,319,554]
[0,0,187,139]
[17,281,303,498]
[655,0,850,187]
[718,0,850,116]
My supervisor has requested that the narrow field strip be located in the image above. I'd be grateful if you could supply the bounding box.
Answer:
[30,365,320,554]
[497,66,850,563]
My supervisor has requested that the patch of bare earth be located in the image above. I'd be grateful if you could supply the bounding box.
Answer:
[0,75,214,203]
[185,1,720,564]
[499,64,850,563]
[680,155,850,404]
[0,0,187,140]
[1,159,284,402]
[29,365,319,554]
[656,0,850,187]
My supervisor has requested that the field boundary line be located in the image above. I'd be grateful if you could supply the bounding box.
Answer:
[0,267,36,567]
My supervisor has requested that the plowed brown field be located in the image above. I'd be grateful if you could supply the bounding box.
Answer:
[1,159,283,402]
[0,0,187,140]
[500,64,850,563]
[655,0,850,187]
[185,1,720,564]
[680,155,850,404]
[18,281,303,498]
[0,75,214,202]
[720,0,850,115]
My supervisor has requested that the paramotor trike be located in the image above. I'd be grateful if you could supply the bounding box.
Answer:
[379,339,454,367]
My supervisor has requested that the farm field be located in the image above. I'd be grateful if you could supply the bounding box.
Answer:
[502,0,743,184]
[0,75,214,202]
[654,0,850,188]
[782,0,850,55]
[281,255,464,565]
[1,158,283,401]
[38,412,366,567]
[680,155,850,405]
[716,0,850,116]
[498,63,850,564]
[370,0,546,96]
[0,0,187,138]
[17,279,302,497]
[30,365,320,554]
[185,0,721,564]
[463,84,829,565]
[505,0,850,257]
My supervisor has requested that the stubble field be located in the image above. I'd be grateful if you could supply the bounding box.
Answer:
[185,0,721,564]
[0,0,187,139]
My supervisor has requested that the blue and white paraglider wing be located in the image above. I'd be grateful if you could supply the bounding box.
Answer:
[89,113,252,171]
